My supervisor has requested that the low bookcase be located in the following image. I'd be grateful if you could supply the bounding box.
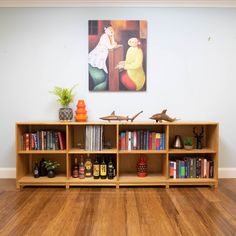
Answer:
[16,122,218,189]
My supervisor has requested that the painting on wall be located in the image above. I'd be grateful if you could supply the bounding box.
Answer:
[88,20,147,91]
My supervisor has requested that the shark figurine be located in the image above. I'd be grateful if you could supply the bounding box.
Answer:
[100,111,143,122]
[149,109,177,123]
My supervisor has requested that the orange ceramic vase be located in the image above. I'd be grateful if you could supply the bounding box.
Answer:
[75,100,88,122]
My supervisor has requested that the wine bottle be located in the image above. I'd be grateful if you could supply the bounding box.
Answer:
[39,158,46,176]
[85,154,92,177]
[108,157,115,179]
[79,155,85,179]
[33,161,40,178]
[72,157,79,178]
[100,157,107,179]
[93,156,100,179]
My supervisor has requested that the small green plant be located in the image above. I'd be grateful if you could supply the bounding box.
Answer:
[44,160,60,171]
[184,137,193,146]
[50,85,77,107]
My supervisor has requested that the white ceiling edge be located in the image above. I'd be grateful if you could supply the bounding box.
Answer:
[0,0,236,8]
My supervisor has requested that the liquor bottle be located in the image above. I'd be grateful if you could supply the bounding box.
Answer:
[33,161,40,178]
[93,156,100,179]
[100,156,107,179]
[79,155,85,179]
[72,157,79,178]
[39,158,46,176]
[107,157,114,179]
[85,154,92,177]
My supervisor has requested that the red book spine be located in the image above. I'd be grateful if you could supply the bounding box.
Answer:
[58,132,66,150]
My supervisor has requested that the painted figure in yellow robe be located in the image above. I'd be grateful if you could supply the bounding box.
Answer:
[116,38,145,91]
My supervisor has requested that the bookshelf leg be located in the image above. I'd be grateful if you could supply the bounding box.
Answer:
[214,182,218,188]
[116,183,119,189]
[66,184,70,190]
[165,184,169,189]
[16,182,20,190]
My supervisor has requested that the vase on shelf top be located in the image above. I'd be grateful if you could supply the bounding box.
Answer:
[75,100,88,122]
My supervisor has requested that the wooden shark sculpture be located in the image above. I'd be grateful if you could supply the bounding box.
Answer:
[149,109,177,123]
[100,111,143,122]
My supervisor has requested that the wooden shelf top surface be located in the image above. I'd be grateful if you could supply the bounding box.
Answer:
[18,175,67,183]
[169,148,216,154]
[18,150,67,154]
[119,150,167,154]
[16,121,219,126]
[119,173,167,183]
[69,177,117,184]
[168,178,217,183]
[68,148,118,154]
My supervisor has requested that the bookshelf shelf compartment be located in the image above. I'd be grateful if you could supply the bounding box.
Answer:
[16,122,218,189]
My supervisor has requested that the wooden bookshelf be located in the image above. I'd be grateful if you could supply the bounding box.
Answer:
[16,122,219,189]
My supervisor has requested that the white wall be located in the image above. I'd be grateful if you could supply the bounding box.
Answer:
[0,7,236,169]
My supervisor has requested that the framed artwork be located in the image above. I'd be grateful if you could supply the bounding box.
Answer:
[88,20,147,91]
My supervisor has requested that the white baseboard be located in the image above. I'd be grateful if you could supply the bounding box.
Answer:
[0,168,16,178]
[219,168,236,178]
[0,168,235,179]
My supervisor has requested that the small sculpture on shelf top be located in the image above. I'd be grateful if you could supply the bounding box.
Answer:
[193,126,204,149]
[75,100,88,122]
[172,135,183,149]
[149,109,177,123]
[100,111,143,122]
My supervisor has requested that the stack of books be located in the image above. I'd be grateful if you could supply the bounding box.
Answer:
[22,130,66,150]
[169,157,214,179]
[119,130,165,150]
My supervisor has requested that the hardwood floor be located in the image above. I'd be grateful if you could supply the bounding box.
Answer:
[0,179,236,236]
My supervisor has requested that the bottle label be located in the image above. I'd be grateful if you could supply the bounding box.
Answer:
[85,161,92,170]
[34,170,39,175]
[79,167,85,175]
[100,165,107,176]
[93,164,100,176]
[73,169,79,178]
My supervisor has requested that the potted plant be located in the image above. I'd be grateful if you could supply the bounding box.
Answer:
[183,136,193,150]
[44,160,60,178]
[50,85,77,121]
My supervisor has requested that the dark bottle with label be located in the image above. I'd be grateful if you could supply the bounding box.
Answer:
[39,158,46,176]
[108,157,115,179]
[72,157,79,178]
[100,157,107,179]
[93,156,100,179]
[33,161,40,178]
[85,154,93,177]
[79,155,85,179]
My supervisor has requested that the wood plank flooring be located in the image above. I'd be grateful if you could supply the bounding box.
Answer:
[0,179,236,236]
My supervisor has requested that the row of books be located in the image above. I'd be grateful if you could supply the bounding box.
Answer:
[85,125,103,151]
[21,131,66,150]
[169,158,214,179]
[119,130,165,150]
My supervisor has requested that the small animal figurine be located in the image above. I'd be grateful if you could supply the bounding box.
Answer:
[100,111,143,122]
[193,126,204,149]
[149,109,177,123]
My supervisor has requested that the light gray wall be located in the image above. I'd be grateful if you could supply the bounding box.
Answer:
[0,7,236,168]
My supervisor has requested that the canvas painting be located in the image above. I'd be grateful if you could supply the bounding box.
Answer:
[88,20,147,91]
